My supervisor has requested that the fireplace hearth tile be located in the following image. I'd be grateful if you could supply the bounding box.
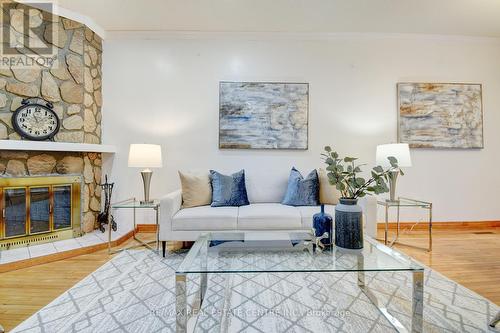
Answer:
[75,232,102,247]
[93,229,125,242]
[53,239,81,252]
[0,225,135,267]
[112,230,128,239]
[28,243,57,258]
[94,230,109,242]
[0,247,30,264]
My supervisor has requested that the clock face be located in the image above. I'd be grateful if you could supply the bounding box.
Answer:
[12,104,60,141]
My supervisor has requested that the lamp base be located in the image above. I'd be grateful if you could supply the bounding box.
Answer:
[140,169,153,204]
[387,170,400,202]
[140,200,154,205]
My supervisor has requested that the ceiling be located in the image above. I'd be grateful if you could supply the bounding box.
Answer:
[56,0,500,37]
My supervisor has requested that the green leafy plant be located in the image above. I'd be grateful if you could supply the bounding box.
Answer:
[321,146,401,199]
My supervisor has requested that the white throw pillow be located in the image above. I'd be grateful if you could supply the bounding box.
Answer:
[178,171,212,208]
[317,168,340,205]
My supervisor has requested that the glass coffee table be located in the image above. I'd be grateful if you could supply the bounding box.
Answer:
[175,232,424,333]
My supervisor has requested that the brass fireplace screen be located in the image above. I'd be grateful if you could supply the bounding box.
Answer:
[0,176,81,248]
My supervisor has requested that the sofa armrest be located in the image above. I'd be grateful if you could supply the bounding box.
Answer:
[159,190,182,241]
[358,196,377,238]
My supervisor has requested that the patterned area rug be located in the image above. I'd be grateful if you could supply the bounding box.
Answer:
[11,249,500,333]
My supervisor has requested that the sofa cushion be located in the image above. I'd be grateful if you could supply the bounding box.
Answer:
[179,170,212,208]
[172,206,238,231]
[282,168,319,206]
[296,205,335,228]
[245,169,289,203]
[317,168,340,205]
[237,203,302,229]
[210,169,250,207]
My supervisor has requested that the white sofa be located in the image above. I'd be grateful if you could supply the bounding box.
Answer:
[159,171,377,256]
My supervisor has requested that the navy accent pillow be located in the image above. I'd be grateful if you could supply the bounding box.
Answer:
[282,167,319,206]
[210,170,250,207]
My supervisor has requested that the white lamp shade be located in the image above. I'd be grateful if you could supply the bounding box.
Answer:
[128,144,163,168]
[376,143,412,168]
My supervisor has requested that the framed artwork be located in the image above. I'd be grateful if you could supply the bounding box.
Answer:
[398,82,483,149]
[219,82,309,149]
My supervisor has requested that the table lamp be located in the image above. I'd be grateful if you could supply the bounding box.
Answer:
[376,143,412,202]
[128,144,163,204]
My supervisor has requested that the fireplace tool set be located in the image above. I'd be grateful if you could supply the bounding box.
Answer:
[98,175,117,233]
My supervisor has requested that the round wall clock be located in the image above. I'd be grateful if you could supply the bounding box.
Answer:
[12,98,60,141]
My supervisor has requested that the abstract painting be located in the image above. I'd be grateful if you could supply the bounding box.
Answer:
[398,83,483,149]
[219,82,309,149]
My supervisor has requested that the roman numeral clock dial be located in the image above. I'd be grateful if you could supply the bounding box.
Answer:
[12,99,60,141]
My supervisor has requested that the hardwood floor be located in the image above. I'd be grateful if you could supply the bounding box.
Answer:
[0,249,111,331]
[377,226,500,304]
[0,228,499,331]
[0,235,156,332]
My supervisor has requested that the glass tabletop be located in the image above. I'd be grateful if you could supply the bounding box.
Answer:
[176,232,423,274]
[377,197,431,208]
[111,198,159,209]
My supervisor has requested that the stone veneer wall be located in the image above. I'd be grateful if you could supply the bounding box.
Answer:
[0,2,104,232]
[0,3,102,142]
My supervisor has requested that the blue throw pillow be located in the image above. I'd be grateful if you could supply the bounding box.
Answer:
[282,167,319,206]
[210,170,250,207]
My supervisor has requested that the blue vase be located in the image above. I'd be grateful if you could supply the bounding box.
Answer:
[335,198,363,249]
[313,204,333,245]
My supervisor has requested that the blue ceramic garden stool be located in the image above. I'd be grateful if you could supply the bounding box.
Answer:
[335,198,363,249]
[313,204,333,246]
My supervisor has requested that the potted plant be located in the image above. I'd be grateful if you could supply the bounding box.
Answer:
[322,146,400,249]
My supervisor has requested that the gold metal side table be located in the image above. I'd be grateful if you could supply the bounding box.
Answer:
[108,198,160,254]
[377,197,432,252]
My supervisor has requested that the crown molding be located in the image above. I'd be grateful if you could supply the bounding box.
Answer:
[105,30,500,43]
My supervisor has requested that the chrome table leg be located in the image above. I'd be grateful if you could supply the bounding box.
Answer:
[412,271,424,333]
[428,203,433,252]
[359,286,408,332]
[176,274,187,333]
[385,205,389,245]
[357,255,408,332]
[389,202,401,247]
[199,242,208,306]
[155,206,160,252]
[193,243,208,312]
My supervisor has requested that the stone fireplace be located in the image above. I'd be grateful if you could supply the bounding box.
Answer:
[0,151,102,237]
[0,151,103,236]
[0,2,106,250]
[0,175,81,249]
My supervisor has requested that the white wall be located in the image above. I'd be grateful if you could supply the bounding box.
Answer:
[102,33,500,223]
